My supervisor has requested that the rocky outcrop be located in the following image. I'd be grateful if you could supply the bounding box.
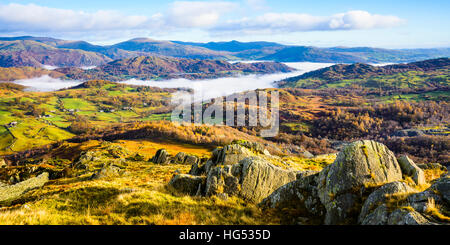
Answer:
[398,155,426,186]
[151,150,200,165]
[407,177,450,212]
[174,152,187,164]
[358,181,415,224]
[168,174,206,196]
[201,144,254,175]
[432,177,450,204]
[168,143,296,204]
[0,172,49,204]
[184,155,199,165]
[317,140,403,225]
[173,152,199,165]
[387,209,431,225]
[167,140,450,225]
[152,149,170,164]
[72,143,129,170]
[260,171,325,222]
[215,144,254,166]
[90,165,125,180]
[189,162,206,176]
[205,157,297,203]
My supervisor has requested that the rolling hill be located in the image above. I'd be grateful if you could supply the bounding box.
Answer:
[110,38,232,60]
[277,58,450,89]
[54,56,295,81]
[0,40,112,68]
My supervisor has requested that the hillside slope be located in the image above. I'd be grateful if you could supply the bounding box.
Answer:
[0,40,112,68]
[278,58,450,89]
[54,56,294,81]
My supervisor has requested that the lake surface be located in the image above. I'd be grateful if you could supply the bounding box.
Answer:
[11,62,334,97]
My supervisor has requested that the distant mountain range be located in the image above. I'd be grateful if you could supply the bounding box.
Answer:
[173,40,450,63]
[277,57,450,90]
[0,55,294,82]
[0,36,449,68]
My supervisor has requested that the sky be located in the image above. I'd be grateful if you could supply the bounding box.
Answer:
[0,0,449,48]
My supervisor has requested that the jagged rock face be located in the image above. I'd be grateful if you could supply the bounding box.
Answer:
[152,149,170,164]
[205,157,297,203]
[184,155,199,165]
[0,172,49,204]
[174,152,187,164]
[189,162,206,176]
[260,171,325,223]
[215,144,254,166]
[317,140,403,225]
[361,204,432,225]
[205,166,240,197]
[387,209,431,225]
[168,174,206,196]
[432,177,450,204]
[173,152,199,165]
[398,155,426,186]
[202,144,254,174]
[408,176,450,210]
[359,181,415,224]
[238,157,297,203]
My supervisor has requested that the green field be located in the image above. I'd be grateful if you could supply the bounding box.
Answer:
[0,83,174,153]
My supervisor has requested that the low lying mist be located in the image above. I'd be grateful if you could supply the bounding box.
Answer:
[11,62,333,96]
[13,75,83,92]
[121,62,334,100]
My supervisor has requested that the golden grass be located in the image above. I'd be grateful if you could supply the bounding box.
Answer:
[424,168,448,183]
[115,139,212,159]
[425,198,450,222]
[272,154,335,171]
[0,159,278,225]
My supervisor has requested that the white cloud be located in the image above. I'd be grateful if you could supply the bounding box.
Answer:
[0,3,404,39]
[166,1,238,28]
[0,3,158,32]
[213,10,405,34]
[245,0,269,11]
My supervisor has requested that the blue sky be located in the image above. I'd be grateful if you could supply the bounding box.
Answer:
[0,0,449,48]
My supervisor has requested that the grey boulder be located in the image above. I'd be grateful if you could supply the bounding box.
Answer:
[317,140,403,225]
[168,174,206,196]
[398,155,426,186]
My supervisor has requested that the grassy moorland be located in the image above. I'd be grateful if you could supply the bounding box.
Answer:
[0,141,278,225]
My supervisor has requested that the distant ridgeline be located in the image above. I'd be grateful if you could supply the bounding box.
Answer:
[277,58,450,91]
[1,36,450,68]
